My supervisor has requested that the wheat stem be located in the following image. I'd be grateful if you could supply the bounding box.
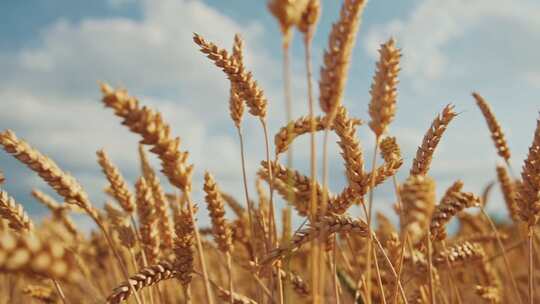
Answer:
[426,232,435,304]
[52,279,68,304]
[480,208,522,304]
[187,193,214,304]
[366,136,381,304]
[529,225,535,304]
[227,252,234,304]
[281,38,292,304]
[97,220,143,304]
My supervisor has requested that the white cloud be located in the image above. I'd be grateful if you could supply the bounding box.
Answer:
[0,0,287,223]
[365,0,540,89]
[524,71,540,89]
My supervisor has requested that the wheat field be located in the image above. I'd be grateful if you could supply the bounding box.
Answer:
[0,1,538,303]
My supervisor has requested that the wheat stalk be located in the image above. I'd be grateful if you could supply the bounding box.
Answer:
[100,84,211,303]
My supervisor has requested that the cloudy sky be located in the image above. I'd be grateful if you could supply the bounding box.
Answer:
[1,0,539,230]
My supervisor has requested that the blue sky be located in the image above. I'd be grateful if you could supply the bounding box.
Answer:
[1,0,539,230]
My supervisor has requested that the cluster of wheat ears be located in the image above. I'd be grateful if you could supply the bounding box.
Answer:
[0,0,538,303]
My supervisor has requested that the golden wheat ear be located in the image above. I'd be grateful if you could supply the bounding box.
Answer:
[0,231,80,282]
[97,149,136,214]
[193,33,268,119]
[134,176,160,265]
[172,203,196,287]
[106,261,177,304]
[138,145,174,249]
[0,190,33,232]
[410,104,457,176]
[430,181,481,241]
[472,92,511,161]
[368,38,401,137]
[319,0,367,115]
[0,130,100,220]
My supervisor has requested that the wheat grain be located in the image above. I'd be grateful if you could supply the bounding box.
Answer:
[297,0,320,36]
[267,0,308,45]
[22,284,58,304]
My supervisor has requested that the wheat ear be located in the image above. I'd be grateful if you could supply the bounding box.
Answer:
[0,231,79,282]
[319,0,367,115]
[400,175,436,245]
[135,177,160,265]
[516,117,540,225]
[97,149,136,214]
[368,38,400,137]
[100,84,212,303]
[23,284,58,303]
[261,214,369,266]
[203,172,234,304]
[410,104,457,176]
[516,116,540,304]
[430,181,481,241]
[193,34,267,118]
[0,130,99,220]
[258,160,327,217]
[267,0,307,46]
[496,165,520,222]
[171,203,195,288]
[297,0,320,38]
[138,145,174,249]
[106,260,176,304]
[472,92,511,161]
[0,189,33,232]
